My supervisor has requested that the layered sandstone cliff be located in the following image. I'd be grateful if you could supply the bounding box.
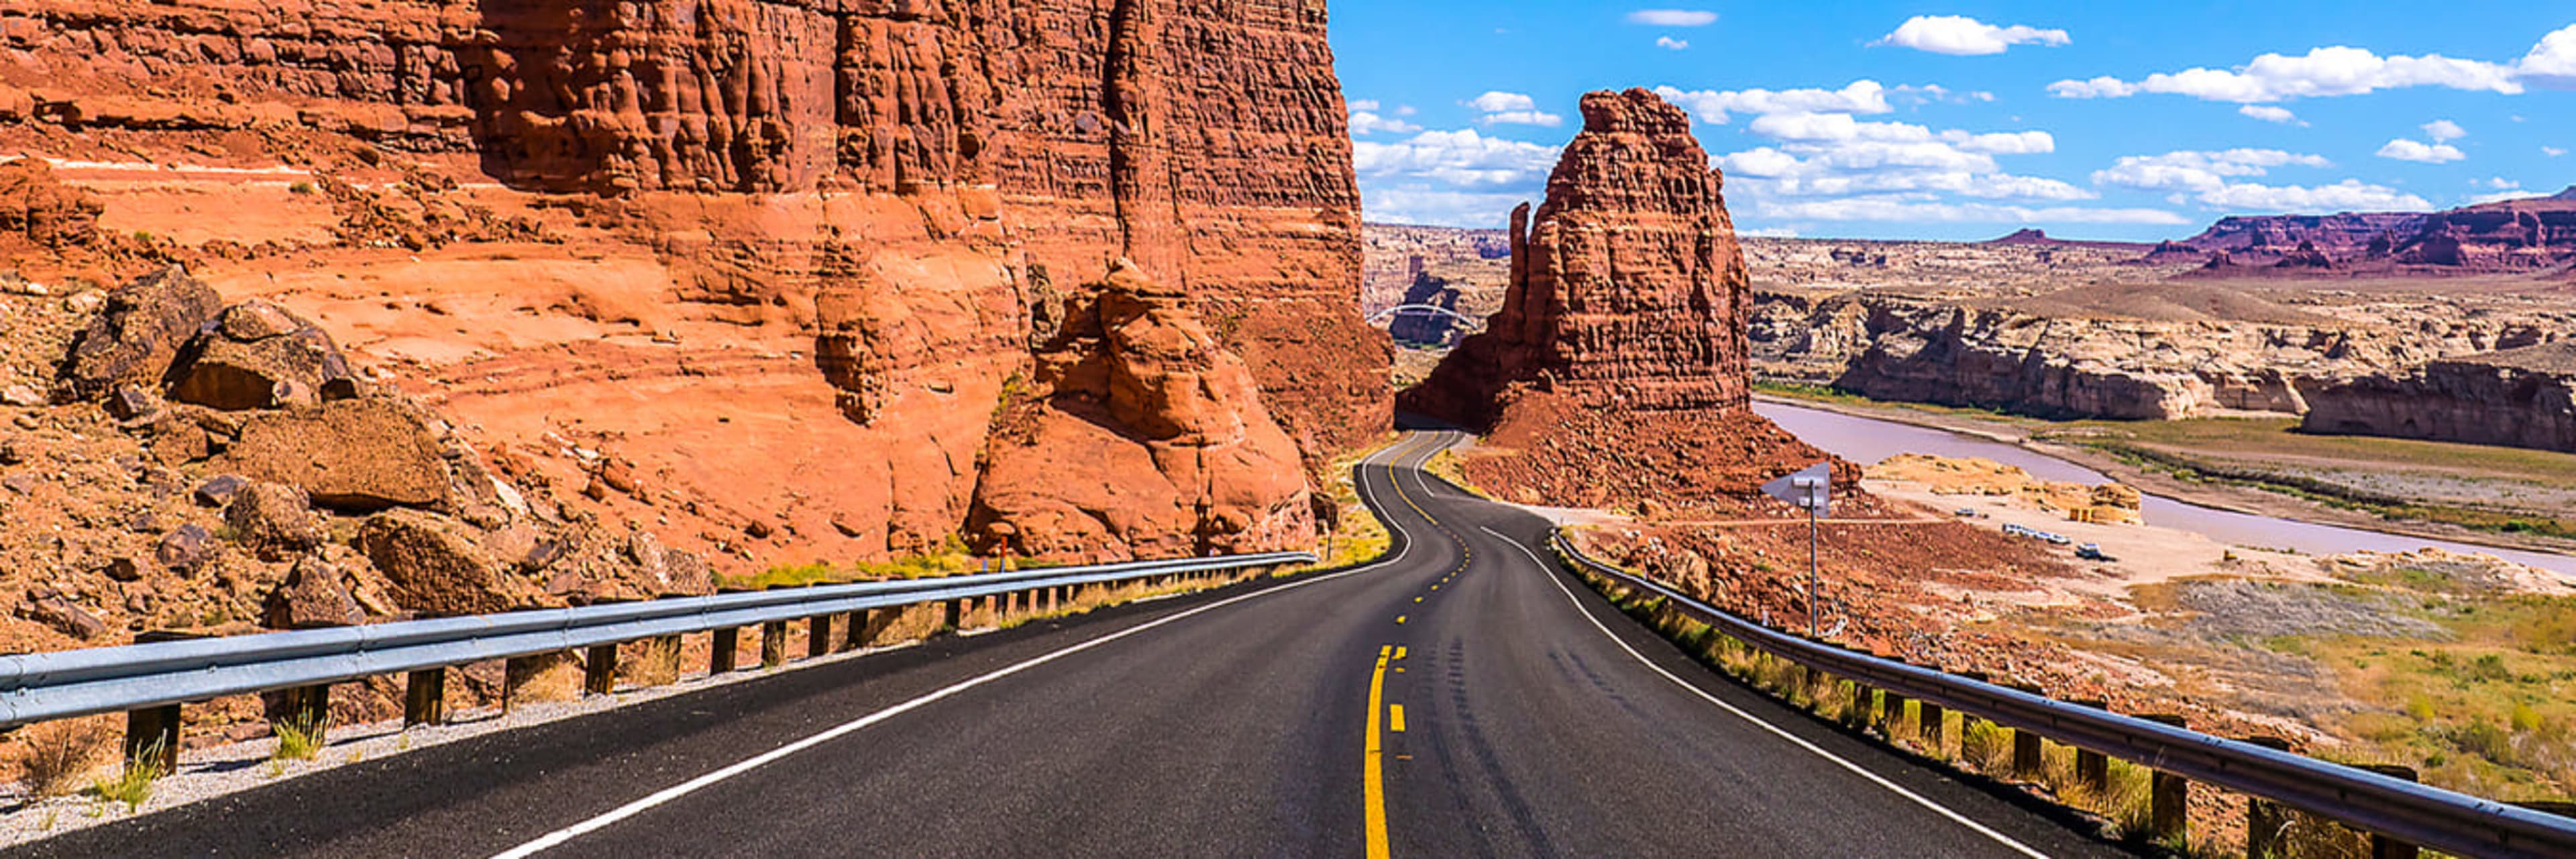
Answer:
[2302,342,2576,454]
[0,0,1381,570]
[1754,289,2570,421]
[1401,89,1841,507]
[1404,88,1751,427]
[2171,190,2576,273]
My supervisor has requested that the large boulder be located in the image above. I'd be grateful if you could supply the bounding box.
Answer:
[263,555,365,629]
[168,300,360,410]
[60,266,223,399]
[225,481,327,560]
[356,509,553,617]
[214,397,454,511]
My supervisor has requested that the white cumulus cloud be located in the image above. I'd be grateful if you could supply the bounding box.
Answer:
[2092,149,2428,213]
[1876,15,2070,56]
[2547,146,2569,158]
[1465,91,1563,127]
[2520,23,2576,88]
[2376,138,2466,163]
[1627,9,1718,27]
[1656,36,1690,51]
[2048,45,2523,102]
[2421,119,2467,142]
[2237,105,2304,124]
[1745,195,2185,225]
[1349,110,1421,136]
[1650,81,1894,124]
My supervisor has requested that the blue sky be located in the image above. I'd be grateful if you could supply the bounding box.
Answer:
[1332,2,2575,241]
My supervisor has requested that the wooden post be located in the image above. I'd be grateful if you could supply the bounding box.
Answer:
[2072,700,2110,797]
[711,627,740,673]
[1847,682,1873,728]
[272,683,331,742]
[124,703,182,777]
[2241,736,2294,858]
[843,609,869,652]
[1047,585,1061,613]
[2359,764,2421,859]
[1919,699,1945,754]
[944,599,964,633]
[1881,691,1907,734]
[2139,714,2190,842]
[760,620,788,668]
[807,614,833,660]
[584,644,619,696]
[405,668,448,727]
[2007,684,2046,776]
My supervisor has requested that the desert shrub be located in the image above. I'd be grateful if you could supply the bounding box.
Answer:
[12,717,111,797]
[272,717,324,762]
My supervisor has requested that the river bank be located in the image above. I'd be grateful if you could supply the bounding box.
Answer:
[1752,391,2576,566]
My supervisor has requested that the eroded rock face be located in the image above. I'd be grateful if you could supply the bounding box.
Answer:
[60,266,222,400]
[2302,342,2576,453]
[969,262,1315,561]
[1403,89,1751,426]
[0,159,101,250]
[1399,89,1838,510]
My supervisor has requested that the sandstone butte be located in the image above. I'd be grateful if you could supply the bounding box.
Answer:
[1400,89,1851,508]
[0,0,1393,593]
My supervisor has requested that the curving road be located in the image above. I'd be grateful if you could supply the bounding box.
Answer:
[12,432,2129,858]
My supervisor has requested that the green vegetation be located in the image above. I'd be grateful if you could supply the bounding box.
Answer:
[272,717,324,762]
[89,749,158,811]
[288,181,317,195]
[2258,573,2576,802]
[720,535,1058,591]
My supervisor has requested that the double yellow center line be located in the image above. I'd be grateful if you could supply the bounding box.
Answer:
[1364,644,1397,859]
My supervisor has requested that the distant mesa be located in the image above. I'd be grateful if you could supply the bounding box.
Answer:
[2157,193,2576,275]
[1990,228,2053,245]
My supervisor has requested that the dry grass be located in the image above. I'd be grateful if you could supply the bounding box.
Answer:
[11,716,112,798]
[271,717,324,762]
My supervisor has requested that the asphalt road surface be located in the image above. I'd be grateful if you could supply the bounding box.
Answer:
[13,432,2131,858]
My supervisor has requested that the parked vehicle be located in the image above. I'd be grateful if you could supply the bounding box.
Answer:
[2077,543,2114,562]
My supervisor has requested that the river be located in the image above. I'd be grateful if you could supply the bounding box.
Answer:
[1754,401,2576,578]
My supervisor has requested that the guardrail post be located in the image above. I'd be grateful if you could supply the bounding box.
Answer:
[1846,681,1872,728]
[943,598,964,632]
[2006,685,2045,776]
[271,683,331,744]
[806,614,833,660]
[2070,699,2110,797]
[841,609,869,652]
[760,620,788,668]
[1046,585,1062,613]
[124,703,182,777]
[1880,690,1907,735]
[2357,764,2420,858]
[584,644,619,697]
[1919,699,1945,754]
[2240,736,2294,858]
[711,627,740,673]
[405,668,448,727]
[2139,713,2189,842]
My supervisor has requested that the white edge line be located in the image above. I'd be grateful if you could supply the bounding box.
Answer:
[1477,525,2054,859]
[491,442,1432,858]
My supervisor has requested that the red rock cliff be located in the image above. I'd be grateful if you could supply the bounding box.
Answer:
[0,0,1381,566]
[1399,89,1845,509]
[1405,87,1753,426]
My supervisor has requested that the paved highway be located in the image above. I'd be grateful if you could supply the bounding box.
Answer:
[14,432,2129,858]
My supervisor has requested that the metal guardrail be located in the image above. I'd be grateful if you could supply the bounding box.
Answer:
[0,551,1313,728]
[1550,531,2576,859]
